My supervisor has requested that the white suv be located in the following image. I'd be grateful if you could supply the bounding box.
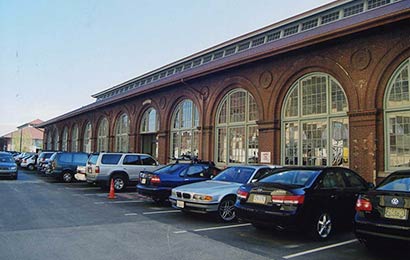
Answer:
[86,153,161,192]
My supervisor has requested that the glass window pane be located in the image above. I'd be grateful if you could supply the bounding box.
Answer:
[247,126,258,163]
[230,91,246,123]
[218,100,227,124]
[229,127,245,163]
[302,121,327,166]
[284,122,299,165]
[217,128,227,163]
[388,113,410,168]
[331,119,349,166]
[331,80,348,113]
[248,95,258,121]
[302,75,327,116]
[97,118,108,152]
[285,87,298,118]
[71,125,78,152]
[387,63,409,108]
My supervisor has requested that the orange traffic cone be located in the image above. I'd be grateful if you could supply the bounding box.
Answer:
[108,179,116,199]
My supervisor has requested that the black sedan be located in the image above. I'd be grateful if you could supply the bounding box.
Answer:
[235,166,371,240]
[354,170,410,248]
[137,162,220,203]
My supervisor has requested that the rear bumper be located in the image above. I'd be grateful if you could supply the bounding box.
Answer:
[354,219,410,242]
[137,185,171,199]
[235,204,300,229]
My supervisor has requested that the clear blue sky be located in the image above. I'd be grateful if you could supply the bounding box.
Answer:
[0,0,332,136]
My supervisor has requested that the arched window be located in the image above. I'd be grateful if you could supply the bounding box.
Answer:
[384,58,410,171]
[140,108,159,158]
[47,131,52,150]
[62,127,68,151]
[216,89,259,164]
[97,117,109,152]
[83,122,92,153]
[170,99,199,159]
[71,124,79,152]
[282,73,349,166]
[115,113,130,152]
[141,108,158,133]
[53,129,59,151]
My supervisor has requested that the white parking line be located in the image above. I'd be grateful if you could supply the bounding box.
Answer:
[282,239,358,259]
[65,187,101,190]
[142,210,181,215]
[94,200,145,205]
[124,213,138,216]
[173,223,251,234]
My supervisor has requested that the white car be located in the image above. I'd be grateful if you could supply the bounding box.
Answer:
[170,165,280,222]
[20,154,38,171]
[74,165,87,181]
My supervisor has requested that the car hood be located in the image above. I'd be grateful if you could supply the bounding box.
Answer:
[0,162,17,168]
[173,180,242,195]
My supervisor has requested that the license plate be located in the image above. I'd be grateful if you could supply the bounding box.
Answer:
[384,207,408,220]
[252,194,266,204]
[140,178,146,184]
[176,200,185,208]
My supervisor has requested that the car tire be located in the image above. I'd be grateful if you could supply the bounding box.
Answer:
[310,211,333,240]
[111,174,127,192]
[28,164,35,171]
[216,197,236,222]
[62,171,73,183]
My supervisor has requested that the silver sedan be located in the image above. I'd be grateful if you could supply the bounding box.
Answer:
[169,165,280,222]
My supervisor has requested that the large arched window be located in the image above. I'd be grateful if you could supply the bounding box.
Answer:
[384,58,410,171]
[97,117,109,152]
[141,108,158,133]
[71,124,79,152]
[140,107,159,158]
[115,113,130,152]
[282,73,349,166]
[216,89,259,164]
[83,122,92,153]
[170,99,199,159]
[62,127,68,151]
[46,131,52,150]
[53,129,59,151]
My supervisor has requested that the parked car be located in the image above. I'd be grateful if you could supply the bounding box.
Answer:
[137,161,220,203]
[36,152,55,171]
[20,154,38,171]
[48,152,89,183]
[170,165,280,222]
[14,152,34,166]
[86,152,161,192]
[235,166,371,240]
[74,165,87,181]
[0,152,18,180]
[354,170,410,248]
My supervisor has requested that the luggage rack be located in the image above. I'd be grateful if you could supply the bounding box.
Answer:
[169,154,215,166]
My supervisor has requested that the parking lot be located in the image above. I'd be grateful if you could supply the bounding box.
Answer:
[0,169,406,260]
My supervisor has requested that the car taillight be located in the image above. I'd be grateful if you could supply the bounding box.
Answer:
[271,195,305,205]
[237,189,249,200]
[355,197,372,212]
[150,175,161,184]
[95,166,100,174]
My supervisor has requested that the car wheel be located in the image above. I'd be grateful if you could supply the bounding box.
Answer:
[28,164,35,171]
[112,175,127,192]
[62,172,73,183]
[217,197,236,222]
[310,212,333,240]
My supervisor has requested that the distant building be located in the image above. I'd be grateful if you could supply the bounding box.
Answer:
[0,119,44,152]
[37,0,410,182]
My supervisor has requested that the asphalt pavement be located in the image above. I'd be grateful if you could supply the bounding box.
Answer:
[0,170,407,260]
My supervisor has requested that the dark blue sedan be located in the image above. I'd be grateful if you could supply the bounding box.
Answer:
[137,162,220,203]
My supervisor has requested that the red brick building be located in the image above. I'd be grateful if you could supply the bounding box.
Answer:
[38,0,410,182]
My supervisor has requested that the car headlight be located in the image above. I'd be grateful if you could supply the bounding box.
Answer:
[9,166,17,171]
[193,194,213,201]
[171,190,177,197]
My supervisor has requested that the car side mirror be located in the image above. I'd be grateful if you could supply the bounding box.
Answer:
[367,182,375,189]
[251,179,258,183]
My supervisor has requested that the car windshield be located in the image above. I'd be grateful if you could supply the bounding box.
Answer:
[212,167,255,184]
[376,174,410,192]
[259,170,319,187]
[155,164,186,174]
[0,154,14,163]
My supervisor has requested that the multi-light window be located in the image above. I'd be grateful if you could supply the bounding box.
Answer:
[216,89,259,164]
[62,127,68,151]
[97,118,109,152]
[114,114,130,152]
[83,122,92,153]
[71,125,79,152]
[282,73,349,167]
[385,58,410,171]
